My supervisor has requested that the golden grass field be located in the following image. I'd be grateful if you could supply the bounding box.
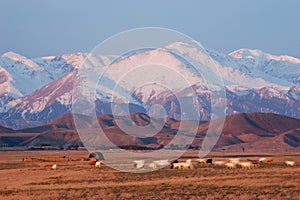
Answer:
[0,150,300,200]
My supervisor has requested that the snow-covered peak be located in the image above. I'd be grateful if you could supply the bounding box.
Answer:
[210,48,300,86]
[1,51,45,72]
[229,48,265,59]
[58,52,85,68]
[34,52,85,67]
[1,51,29,61]
[230,48,300,64]
[165,41,203,50]
[102,47,217,94]
[1,51,23,59]
[0,52,71,96]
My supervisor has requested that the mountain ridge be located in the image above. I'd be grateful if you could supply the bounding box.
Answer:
[0,43,300,129]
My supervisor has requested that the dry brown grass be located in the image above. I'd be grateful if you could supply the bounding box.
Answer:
[0,150,299,199]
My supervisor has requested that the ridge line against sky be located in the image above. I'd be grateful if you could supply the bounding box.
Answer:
[0,0,299,58]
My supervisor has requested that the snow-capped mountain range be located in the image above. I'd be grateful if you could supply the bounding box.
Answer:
[0,42,299,129]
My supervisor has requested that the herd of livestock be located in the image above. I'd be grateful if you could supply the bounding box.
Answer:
[129,157,296,170]
[88,157,296,170]
[23,153,297,170]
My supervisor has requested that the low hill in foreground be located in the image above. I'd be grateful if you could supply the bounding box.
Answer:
[0,112,299,152]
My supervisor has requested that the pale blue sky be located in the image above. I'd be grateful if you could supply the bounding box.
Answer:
[1,0,299,58]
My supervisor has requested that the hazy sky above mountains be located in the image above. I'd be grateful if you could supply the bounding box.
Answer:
[1,0,299,58]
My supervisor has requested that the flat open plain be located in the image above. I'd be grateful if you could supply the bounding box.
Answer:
[0,150,300,200]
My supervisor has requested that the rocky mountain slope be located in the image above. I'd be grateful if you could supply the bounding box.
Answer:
[0,112,299,152]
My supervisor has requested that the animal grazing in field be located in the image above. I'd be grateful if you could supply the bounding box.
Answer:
[172,159,194,170]
[195,158,206,164]
[229,158,240,165]
[148,160,170,169]
[182,162,194,169]
[95,161,103,168]
[246,159,259,167]
[285,161,295,166]
[239,162,254,169]
[154,160,170,168]
[173,162,194,169]
[148,162,158,169]
[195,158,212,165]
[206,158,213,165]
[172,163,181,169]
[170,159,179,169]
[259,158,266,162]
[171,159,179,164]
[213,161,225,166]
[51,164,57,170]
[133,160,145,169]
[225,162,237,169]
[251,161,259,167]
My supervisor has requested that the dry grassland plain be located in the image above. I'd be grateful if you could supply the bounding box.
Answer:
[0,150,300,200]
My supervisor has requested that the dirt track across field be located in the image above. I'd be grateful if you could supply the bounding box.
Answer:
[0,150,300,200]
